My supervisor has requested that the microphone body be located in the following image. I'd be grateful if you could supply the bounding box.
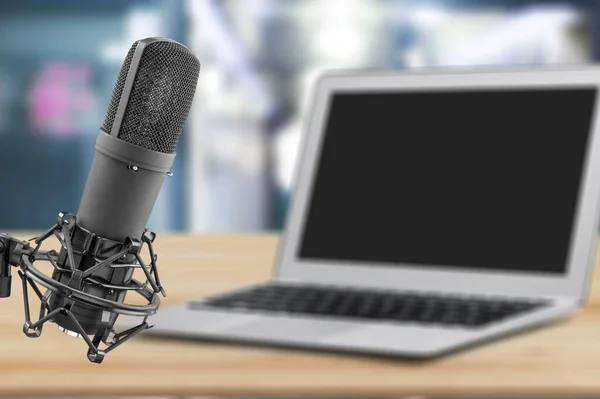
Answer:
[0,37,199,362]
[77,133,174,242]
[47,37,200,337]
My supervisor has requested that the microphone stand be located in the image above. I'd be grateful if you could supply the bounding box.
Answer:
[0,212,166,363]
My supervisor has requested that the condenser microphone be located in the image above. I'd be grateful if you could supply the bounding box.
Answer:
[0,37,200,363]
[78,37,200,241]
[49,37,201,344]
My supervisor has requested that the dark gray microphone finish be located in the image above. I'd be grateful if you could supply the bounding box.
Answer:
[79,37,200,241]
[76,132,175,242]
[49,37,200,336]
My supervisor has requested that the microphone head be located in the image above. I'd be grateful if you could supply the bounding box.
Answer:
[101,38,200,154]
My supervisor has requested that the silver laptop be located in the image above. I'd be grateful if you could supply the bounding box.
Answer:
[146,68,600,358]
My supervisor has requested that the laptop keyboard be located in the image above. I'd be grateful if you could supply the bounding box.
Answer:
[194,283,548,329]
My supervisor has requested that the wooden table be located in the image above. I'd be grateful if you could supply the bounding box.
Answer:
[1,233,600,397]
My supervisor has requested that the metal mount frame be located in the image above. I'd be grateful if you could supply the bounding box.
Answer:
[0,212,166,363]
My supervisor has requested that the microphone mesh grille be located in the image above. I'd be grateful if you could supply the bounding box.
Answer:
[102,43,137,137]
[102,40,200,154]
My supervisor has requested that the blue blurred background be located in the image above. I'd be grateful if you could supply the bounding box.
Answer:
[0,0,594,232]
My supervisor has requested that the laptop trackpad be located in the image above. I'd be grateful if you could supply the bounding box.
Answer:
[224,317,354,340]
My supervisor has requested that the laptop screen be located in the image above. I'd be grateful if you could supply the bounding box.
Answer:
[298,87,597,274]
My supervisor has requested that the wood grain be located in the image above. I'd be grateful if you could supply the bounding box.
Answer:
[1,233,600,397]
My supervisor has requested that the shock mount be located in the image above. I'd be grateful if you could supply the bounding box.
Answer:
[0,211,165,363]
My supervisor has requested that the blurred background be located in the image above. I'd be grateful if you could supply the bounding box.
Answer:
[0,0,595,233]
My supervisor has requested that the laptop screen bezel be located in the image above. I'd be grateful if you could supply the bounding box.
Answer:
[275,67,600,300]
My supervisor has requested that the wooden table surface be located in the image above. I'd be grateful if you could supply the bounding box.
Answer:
[2,233,600,397]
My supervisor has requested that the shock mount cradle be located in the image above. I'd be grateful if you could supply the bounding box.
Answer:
[0,211,166,363]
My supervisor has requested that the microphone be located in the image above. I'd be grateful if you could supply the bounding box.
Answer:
[79,37,200,241]
[50,37,200,341]
[0,38,200,363]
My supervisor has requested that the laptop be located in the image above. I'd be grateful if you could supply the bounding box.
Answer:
[146,68,600,358]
